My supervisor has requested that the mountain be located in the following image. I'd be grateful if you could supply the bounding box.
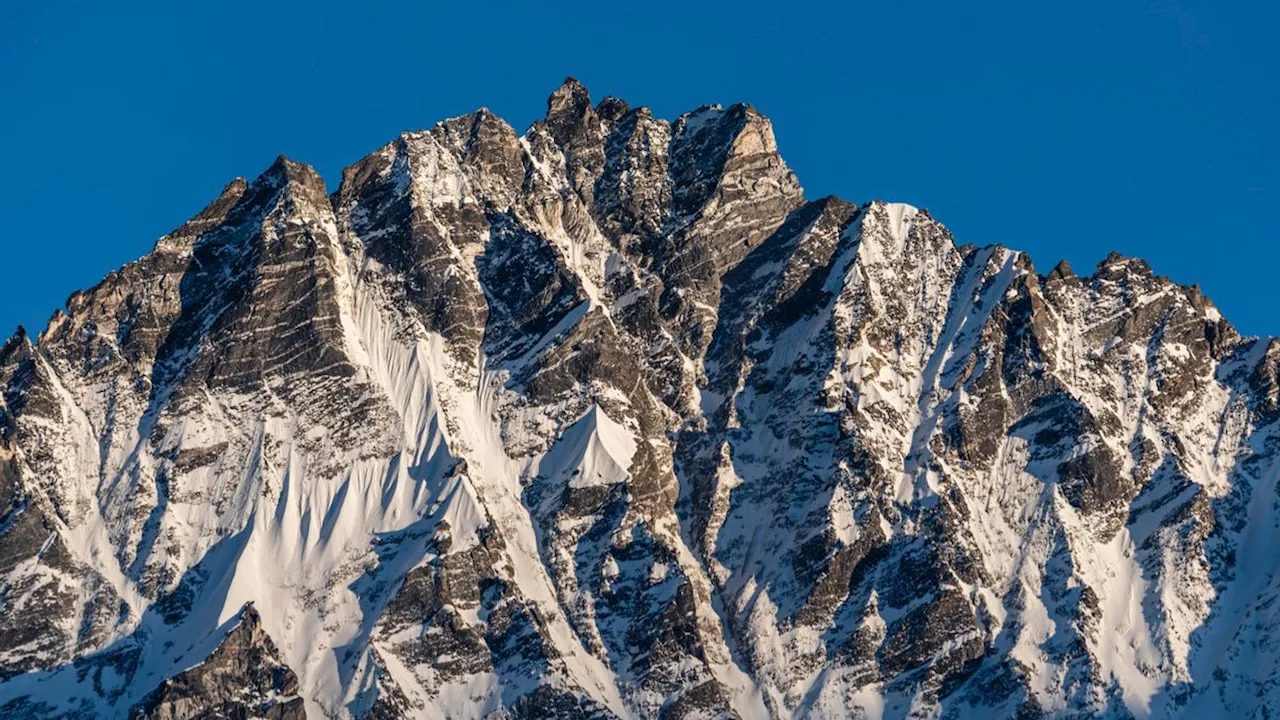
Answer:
[0,78,1277,719]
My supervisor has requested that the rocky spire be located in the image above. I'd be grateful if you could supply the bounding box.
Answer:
[544,76,595,146]
[540,77,607,197]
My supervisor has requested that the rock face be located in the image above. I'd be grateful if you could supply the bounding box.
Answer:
[130,604,306,720]
[0,79,1277,719]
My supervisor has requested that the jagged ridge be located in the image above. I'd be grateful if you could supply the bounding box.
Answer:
[0,78,1277,720]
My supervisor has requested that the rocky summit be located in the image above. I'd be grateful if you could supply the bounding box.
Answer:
[0,78,1276,719]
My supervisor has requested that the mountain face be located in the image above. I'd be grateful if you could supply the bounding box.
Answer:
[0,78,1277,720]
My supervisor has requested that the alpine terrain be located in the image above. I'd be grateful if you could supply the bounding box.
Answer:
[3,79,1279,719]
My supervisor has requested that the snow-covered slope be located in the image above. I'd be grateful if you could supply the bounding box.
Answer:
[1,78,1277,719]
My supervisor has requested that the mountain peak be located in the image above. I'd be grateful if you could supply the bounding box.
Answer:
[549,75,588,104]
[2,82,1277,720]
[1095,249,1155,280]
[218,153,332,223]
[0,326,30,364]
[544,76,597,146]
[595,95,630,122]
[1048,258,1075,279]
[258,153,323,190]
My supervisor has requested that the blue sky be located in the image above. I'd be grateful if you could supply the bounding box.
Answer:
[2,1,1276,336]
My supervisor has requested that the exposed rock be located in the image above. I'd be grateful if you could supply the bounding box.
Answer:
[0,81,1276,720]
[130,604,305,720]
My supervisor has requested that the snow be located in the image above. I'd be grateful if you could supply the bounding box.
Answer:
[535,405,637,491]
[677,105,725,136]
[7,96,1280,720]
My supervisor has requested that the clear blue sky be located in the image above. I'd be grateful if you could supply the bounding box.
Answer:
[2,1,1276,337]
